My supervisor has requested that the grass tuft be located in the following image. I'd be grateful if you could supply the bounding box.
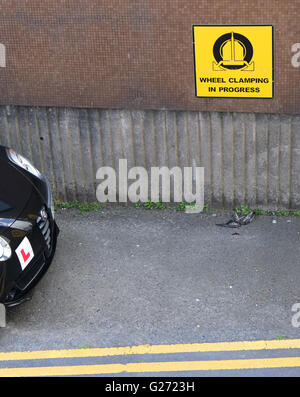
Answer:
[54,200,100,213]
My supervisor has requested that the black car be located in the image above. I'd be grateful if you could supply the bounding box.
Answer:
[0,145,59,307]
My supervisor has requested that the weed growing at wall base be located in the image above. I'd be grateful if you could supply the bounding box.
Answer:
[54,200,100,213]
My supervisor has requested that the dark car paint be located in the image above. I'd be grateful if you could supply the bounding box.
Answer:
[0,146,50,220]
[0,146,59,306]
[0,156,33,222]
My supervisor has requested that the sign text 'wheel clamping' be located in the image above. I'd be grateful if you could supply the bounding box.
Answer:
[193,25,274,98]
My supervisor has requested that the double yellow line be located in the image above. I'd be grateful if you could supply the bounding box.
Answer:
[1,339,300,376]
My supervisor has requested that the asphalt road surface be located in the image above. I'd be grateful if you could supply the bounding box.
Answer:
[1,206,300,376]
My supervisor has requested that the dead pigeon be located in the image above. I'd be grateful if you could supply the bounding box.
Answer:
[238,211,255,225]
[216,211,255,228]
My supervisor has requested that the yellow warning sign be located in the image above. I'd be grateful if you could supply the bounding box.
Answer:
[193,25,274,98]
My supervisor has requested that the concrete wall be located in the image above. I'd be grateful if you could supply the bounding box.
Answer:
[0,105,299,209]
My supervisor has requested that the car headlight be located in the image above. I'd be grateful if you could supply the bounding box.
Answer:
[6,148,42,179]
[0,237,11,261]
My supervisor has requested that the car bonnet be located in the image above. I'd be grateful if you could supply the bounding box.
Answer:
[0,156,34,229]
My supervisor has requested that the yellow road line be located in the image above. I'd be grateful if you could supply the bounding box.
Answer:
[1,357,300,376]
[0,339,300,362]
